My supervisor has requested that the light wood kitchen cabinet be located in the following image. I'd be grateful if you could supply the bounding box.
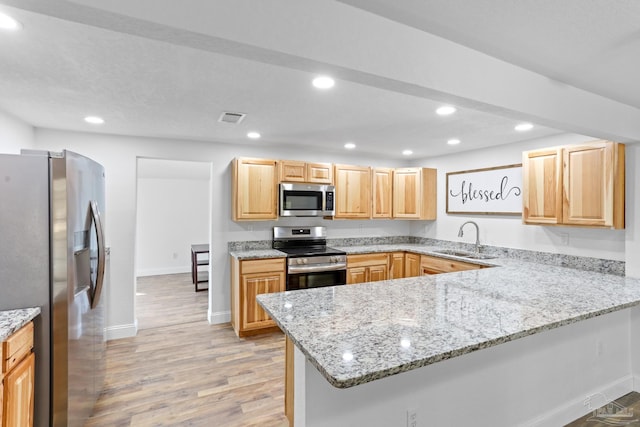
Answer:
[334,164,372,219]
[389,252,404,279]
[372,168,393,218]
[522,147,562,225]
[232,158,279,221]
[346,253,389,284]
[404,253,421,278]
[231,257,286,337]
[523,140,625,229]
[2,322,35,427]
[420,254,484,275]
[393,167,437,219]
[279,160,333,184]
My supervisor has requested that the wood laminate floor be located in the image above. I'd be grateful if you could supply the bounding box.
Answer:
[85,273,288,427]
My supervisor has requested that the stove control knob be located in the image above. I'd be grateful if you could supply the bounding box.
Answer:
[296,259,303,265]
[330,256,337,263]
[303,258,308,264]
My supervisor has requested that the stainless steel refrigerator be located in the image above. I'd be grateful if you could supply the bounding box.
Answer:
[0,150,107,427]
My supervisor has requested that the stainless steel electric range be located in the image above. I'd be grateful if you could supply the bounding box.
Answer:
[273,226,347,291]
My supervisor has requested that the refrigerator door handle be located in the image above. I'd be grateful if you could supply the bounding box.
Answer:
[90,200,106,309]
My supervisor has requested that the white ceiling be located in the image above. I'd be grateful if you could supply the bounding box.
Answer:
[0,1,638,159]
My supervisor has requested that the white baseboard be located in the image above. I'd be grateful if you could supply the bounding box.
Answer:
[209,310,231,324]
[136,266,191,277]
[523,375,634,426]
[106,322,138,340]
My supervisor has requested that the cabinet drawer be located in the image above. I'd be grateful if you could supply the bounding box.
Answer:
[2,322,34,374]
[240,258,286,275]
[420,255,481,274]
[347,253,388,268]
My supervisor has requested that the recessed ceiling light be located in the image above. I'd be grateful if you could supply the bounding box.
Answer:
[247,131,261,139]
[84,116,104,125]
[0,13,21,30]
[344,142,356,150]
[436,106,457,116]
[515,123,534,132]
[312,76,335,89]
[447,139,461,145]
[402,149,413,156]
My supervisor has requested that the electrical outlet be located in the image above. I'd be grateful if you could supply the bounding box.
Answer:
[172,252,178,259]
[407,408,417,427]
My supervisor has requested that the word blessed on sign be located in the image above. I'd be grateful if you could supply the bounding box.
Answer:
[446,164,523,215]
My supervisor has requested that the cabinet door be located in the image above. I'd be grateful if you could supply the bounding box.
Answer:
[393,168,436,219]
[347,267,366,285]
[563,142,624,228]
[240,271,284,330]
[372,168,393,218]
[405,253,420,277]
[233,158,278,220]
[368,265,388,282]
[420,255,481,275]
[280,160,306,182]
[307,163,333,184]
[334,165,371,218]
[389,252,404,279]
[522,148,562,225]
[3,352,34,427]
[393,168,421,218]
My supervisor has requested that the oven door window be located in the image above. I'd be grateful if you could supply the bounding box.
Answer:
[282,190,322,211]
[287,270,346,291]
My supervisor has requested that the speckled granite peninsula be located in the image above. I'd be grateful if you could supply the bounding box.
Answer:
[0,307,41,341]
[256,254,640,426]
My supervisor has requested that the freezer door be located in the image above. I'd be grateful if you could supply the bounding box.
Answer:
[0,153,51,427]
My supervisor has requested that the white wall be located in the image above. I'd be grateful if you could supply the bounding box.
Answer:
[33,128,409,337]
[411,133,627,261]
[626,143,640,278]
[136,176,210,276]
[0,109,35,153]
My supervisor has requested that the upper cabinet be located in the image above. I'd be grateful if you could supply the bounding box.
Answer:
[280,160,333,184]
[393,167,437,220]
[334,164,372,218]
[372,168,393,218]
[522,147,562,225]
[232,158,278,221]
[523,140,625,229]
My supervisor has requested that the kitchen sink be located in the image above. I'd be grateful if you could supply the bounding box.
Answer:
[432,249,497,260]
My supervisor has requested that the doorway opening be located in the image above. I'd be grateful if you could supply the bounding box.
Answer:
[134,158,211,330]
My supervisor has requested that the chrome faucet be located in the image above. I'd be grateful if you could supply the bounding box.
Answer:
[458,221,480,253]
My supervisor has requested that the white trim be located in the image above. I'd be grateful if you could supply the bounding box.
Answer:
[633,374,640,392]
[106,322,138,340]
[522,375,634,426]
[208,309,231,324]
[136,266,191,277]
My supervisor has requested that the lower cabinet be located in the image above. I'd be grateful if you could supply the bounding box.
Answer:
[285,337,294,425]
[420,254,484,275]
[231,257,286,337]
[346,253,389,284]
[388,252,405,279]
[1,322,35,427]
[404,253,421,278]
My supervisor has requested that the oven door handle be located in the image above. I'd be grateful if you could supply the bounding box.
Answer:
[288,263,347,274]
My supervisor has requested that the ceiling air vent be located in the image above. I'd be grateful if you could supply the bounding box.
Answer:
[218,112,246,124]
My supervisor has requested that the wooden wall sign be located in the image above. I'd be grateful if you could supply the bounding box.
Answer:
[446,164,522,215]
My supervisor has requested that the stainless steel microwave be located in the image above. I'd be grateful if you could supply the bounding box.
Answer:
[279,183,335,217]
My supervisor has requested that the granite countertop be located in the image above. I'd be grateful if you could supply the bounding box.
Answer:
[0,307,41,341]
[229,249,287,260]
[257,258,640,389]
